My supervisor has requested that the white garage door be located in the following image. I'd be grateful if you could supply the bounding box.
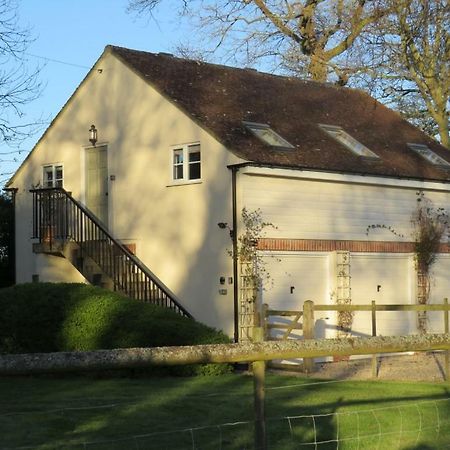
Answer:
[261,252,330,341]
[350,254,413,338]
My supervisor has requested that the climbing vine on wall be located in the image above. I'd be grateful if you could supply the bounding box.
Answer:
[412,192,449,332]
[229,207,277,338]
[365,224,405,238]
[232,207,276,297]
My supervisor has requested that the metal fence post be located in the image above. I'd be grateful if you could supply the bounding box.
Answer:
[303,300,315,373]
[252,326,266,450]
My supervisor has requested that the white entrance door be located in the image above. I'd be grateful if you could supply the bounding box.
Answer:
[350,254,413,338]
[86,146,108,226]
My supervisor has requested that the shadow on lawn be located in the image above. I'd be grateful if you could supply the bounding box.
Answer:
[0,374,256,449]
[2,374,450,449]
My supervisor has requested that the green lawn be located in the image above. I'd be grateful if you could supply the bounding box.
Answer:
[1,374,450,449]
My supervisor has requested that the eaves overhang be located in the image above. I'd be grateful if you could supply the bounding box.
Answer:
[227,162,450,193]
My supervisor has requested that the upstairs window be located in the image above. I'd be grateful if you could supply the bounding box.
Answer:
[171,143,201,182]
[319,124,378,159]
[407,143,450,167]
[243,121,294,149]
[43,164,63,188]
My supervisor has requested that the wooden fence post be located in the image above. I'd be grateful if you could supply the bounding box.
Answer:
[252,326,267,450]
[371,300,378,378]
[303,300,315,373]
[444,298,449,382]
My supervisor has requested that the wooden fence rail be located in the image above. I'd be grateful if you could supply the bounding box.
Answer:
[314,303,450,312]
[2,334,450,374]
[264,298,450,375]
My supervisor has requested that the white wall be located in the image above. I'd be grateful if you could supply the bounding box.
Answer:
[239,170,450,241]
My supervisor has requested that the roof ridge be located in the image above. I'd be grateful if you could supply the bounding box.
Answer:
[107,44,357,93]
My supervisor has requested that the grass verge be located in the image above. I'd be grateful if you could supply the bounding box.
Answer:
[1,374,450,449]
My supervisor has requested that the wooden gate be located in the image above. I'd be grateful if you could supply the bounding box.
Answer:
[263,304,304,341]
[263,302,316,371]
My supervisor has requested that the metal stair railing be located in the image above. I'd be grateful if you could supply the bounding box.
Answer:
[30,188,192,318]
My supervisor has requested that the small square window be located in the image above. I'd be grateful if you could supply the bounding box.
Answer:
[319,124,378,159]
[407,143,450,167]
[243,121,294,149]
[43,164,63,188]
[171,143,201,183]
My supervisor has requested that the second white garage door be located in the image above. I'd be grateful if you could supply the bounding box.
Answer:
[350,253,414,338]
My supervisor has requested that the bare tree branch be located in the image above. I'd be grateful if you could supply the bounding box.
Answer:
[0,0,42,146]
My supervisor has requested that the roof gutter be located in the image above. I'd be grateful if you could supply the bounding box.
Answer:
[227,162,450,189]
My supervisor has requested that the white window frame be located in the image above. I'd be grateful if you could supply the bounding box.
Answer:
[243,121,295,149]
[319,124,379,159]
[169,142,202,185]
[42,163,64,188]
[407,143,450,168]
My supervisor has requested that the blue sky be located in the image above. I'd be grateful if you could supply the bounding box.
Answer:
[1,0,185,186]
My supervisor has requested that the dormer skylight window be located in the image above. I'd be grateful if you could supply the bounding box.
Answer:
[407,143,450,167]
[243,122,294,149]
[319,124,379,159]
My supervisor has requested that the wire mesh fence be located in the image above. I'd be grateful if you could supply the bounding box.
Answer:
[2,387,450,449]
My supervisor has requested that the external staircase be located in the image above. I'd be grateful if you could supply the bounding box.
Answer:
[30,188,191,317]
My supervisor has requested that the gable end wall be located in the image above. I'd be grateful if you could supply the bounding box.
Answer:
[11,51,244,335]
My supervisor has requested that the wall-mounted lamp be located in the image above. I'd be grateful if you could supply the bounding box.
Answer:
[218,222,234,238]
[89,124,98,146]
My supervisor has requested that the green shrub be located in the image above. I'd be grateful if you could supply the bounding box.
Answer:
[0,283,232,376]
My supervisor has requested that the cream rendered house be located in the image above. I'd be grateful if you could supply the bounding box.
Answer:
[6,45,450,342]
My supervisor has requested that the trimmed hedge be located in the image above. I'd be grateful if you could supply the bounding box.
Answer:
[0,283,232,376]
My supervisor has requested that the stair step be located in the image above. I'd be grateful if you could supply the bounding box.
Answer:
[92,273,103,286]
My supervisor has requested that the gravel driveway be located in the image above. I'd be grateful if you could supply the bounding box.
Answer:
[310,352,449,382]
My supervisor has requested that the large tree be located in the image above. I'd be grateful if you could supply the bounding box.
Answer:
[0,0,41,147]
[372,0,449,148]
[129,0,387,84]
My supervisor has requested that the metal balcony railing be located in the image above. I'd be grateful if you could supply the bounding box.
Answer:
[30,188,191,318]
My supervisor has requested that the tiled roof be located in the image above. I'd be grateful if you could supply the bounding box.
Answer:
[110,45,450,181]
